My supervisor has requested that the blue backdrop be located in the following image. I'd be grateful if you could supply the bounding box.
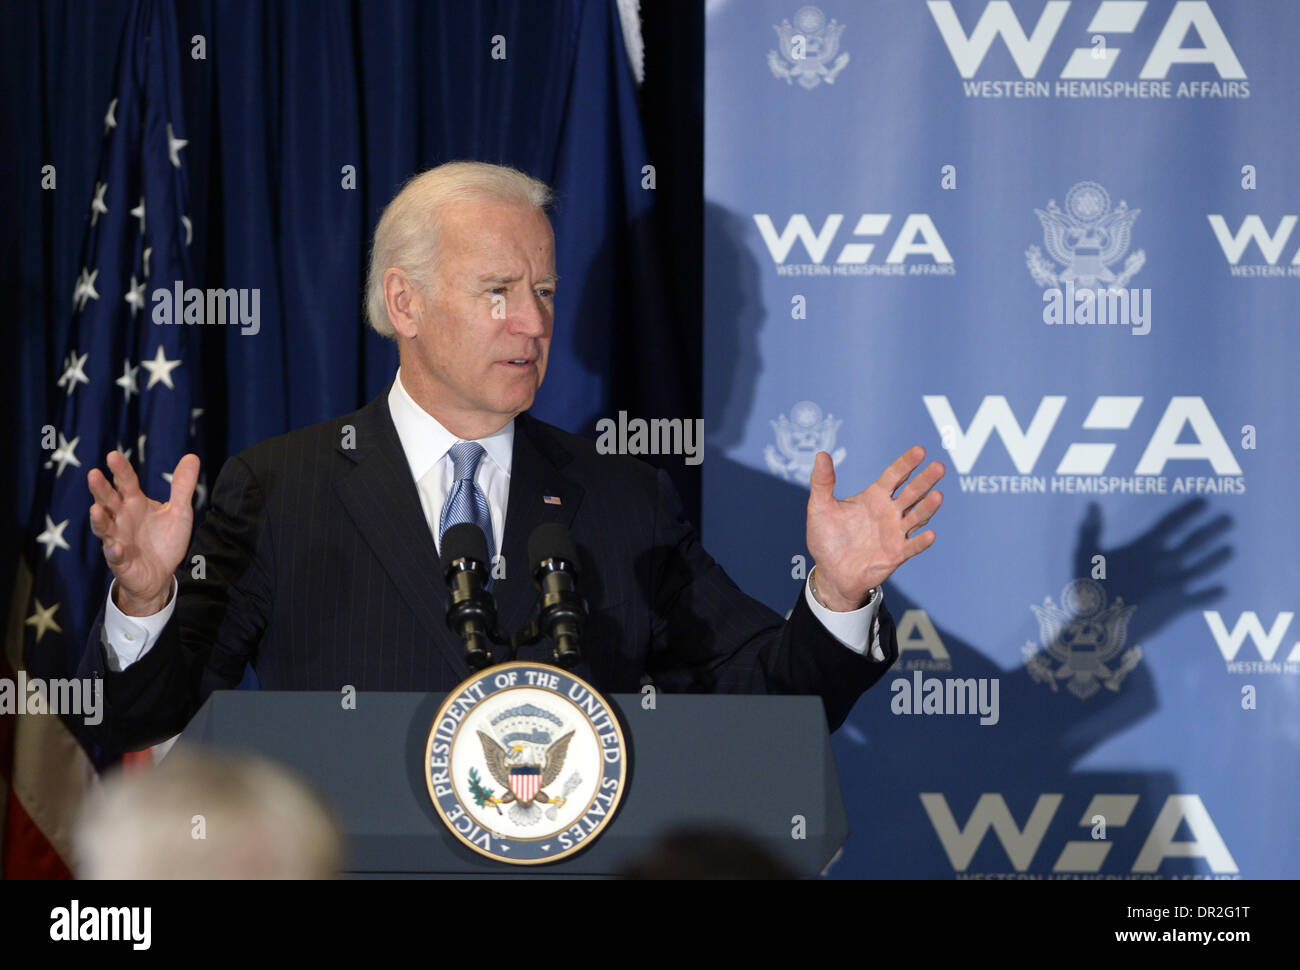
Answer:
[704,0,1299,879]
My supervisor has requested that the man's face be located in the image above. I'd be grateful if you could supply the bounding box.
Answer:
[402,199,556,429]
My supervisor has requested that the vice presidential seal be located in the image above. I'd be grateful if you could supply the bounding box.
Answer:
[424,662,627,864]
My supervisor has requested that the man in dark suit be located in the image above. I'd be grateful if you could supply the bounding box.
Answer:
[80,162,945,753]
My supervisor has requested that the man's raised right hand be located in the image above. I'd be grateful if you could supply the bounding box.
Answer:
[88,451,201,617]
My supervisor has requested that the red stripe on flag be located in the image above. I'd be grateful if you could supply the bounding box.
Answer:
[1,628,18,878]
[0,703,13,789]
[1,790,72,880]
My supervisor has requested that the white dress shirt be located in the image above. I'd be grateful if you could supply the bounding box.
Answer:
[102,369,885,667]
[388,369,512,559]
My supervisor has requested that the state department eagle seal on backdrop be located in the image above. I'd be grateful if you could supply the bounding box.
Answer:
[1026,181,1146,292]
[1022,578,1142,699]
[767,6,850,90]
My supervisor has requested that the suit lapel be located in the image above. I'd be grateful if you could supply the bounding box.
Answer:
[494,413,584,642]
[333,390,469,680]
[333,398,586,674]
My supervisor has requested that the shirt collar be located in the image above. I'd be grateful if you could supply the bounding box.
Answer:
[388,370,514,482]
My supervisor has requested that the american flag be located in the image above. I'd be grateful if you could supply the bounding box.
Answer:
[1,0,202,879]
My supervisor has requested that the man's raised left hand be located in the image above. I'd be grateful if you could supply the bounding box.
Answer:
[805,445,945,612]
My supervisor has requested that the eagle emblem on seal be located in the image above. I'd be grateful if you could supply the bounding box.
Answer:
[477,729,574,809]
[1022,579,1142,699]
[767,6,850,90]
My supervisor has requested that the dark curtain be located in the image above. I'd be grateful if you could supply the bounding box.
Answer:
[1,0,706,604]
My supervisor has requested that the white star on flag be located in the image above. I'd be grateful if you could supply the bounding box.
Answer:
[116,359,140,401]
[161,470,208,509]
[181,214,192,246]
[72,267,100,312]
[143,246,152,276]
[104,96,117,133]
[167,122,187,169]
[24,599,63,643]
[142,345,182,389]
[90,181,109,226]
[45,433,82,478]
[57,350,90,396]
[130,197,146,232]
[35,515,72,560]
[124,274,147,317]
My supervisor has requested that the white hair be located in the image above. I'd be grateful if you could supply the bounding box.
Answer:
[365,161,554,338]
[74,749,343,879]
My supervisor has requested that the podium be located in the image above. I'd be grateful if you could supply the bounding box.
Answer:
[176,690,849,877]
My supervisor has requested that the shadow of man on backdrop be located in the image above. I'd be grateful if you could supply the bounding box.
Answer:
[698,201,1235,878]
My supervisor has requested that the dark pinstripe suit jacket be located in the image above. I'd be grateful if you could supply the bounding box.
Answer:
[80,389,898,751]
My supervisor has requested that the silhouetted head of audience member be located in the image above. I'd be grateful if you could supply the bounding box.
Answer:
[74,747,343,879]
[621,827,795,879]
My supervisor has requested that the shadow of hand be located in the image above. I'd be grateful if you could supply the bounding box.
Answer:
[1072,498,1233,645]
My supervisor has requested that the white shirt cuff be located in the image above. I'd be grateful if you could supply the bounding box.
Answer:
[804,567,886,661]
[102,577,177,671]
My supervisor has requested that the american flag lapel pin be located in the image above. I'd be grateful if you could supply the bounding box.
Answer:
[543,494,562,506]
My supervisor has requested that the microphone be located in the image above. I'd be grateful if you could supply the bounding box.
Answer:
[441,522,497,671]
[528,523,586,669]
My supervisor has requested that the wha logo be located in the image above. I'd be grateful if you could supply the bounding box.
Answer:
[923,395,1246,496]
[753,213,955,277]
[1204,610,1300,675]
[921,793,1239,877]
[1207,214,1300,279]
[929,0,1249,100]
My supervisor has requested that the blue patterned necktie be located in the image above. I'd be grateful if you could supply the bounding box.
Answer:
[439,441,495,563]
